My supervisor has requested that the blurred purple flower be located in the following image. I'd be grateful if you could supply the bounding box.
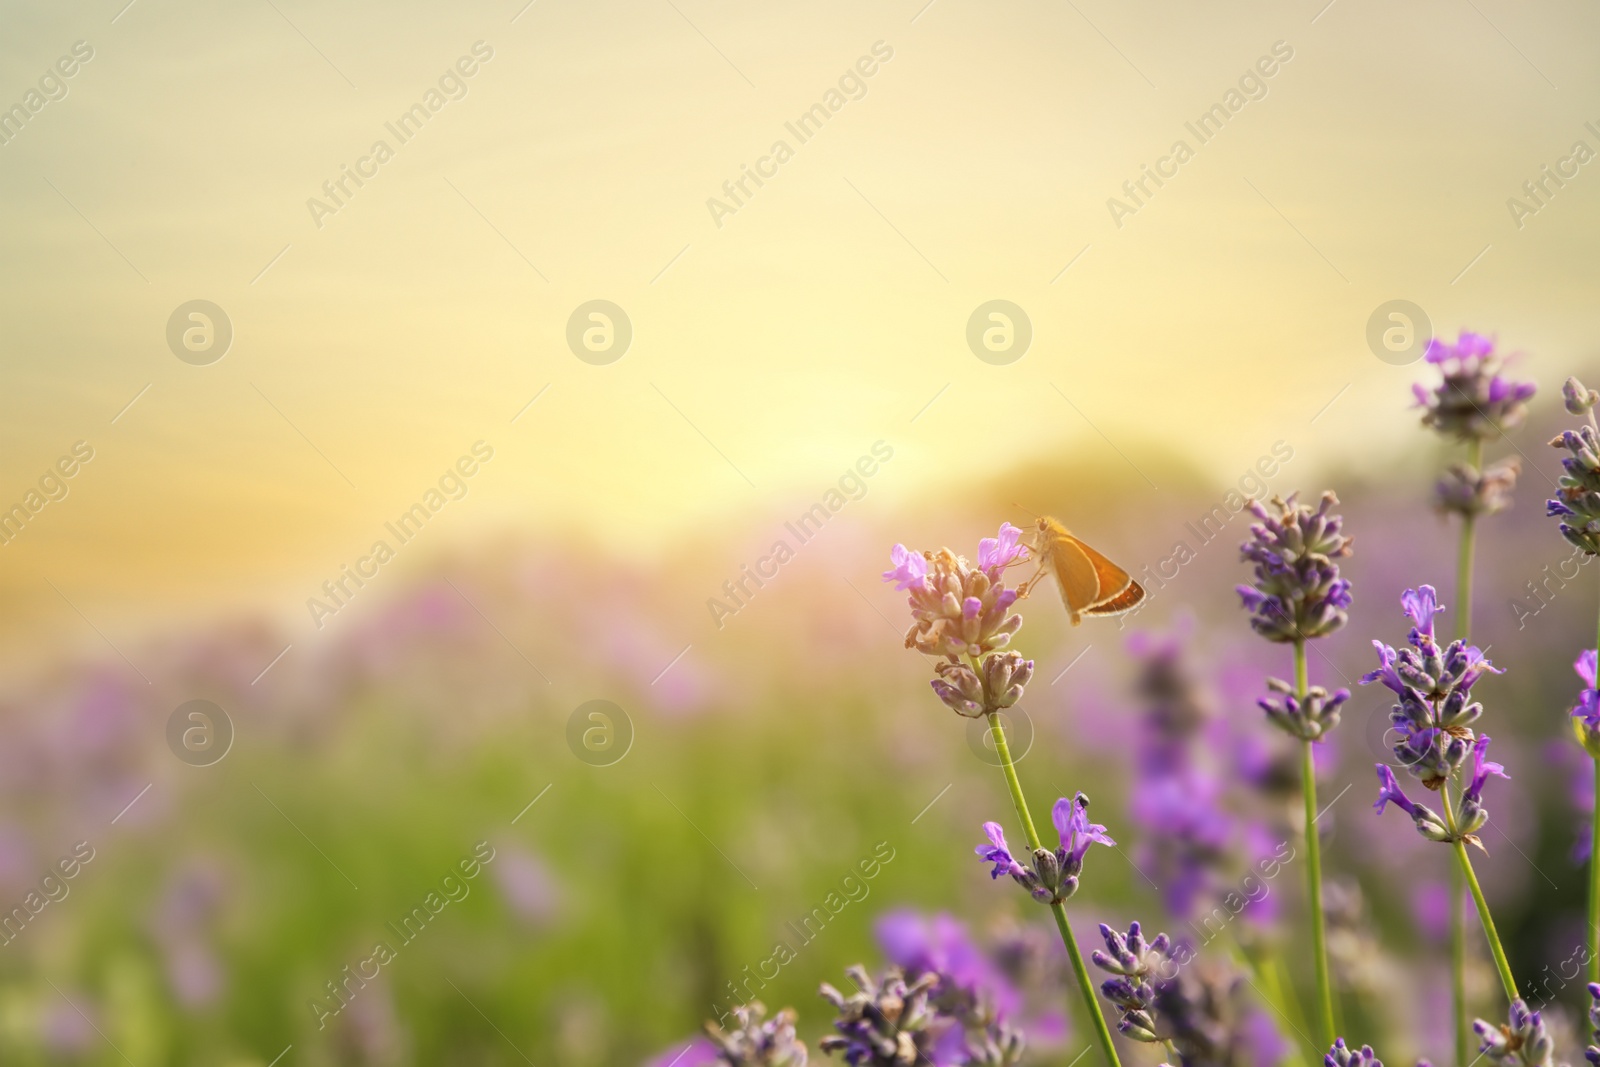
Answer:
[875,910,1022,1021]
[1414,330,1536,440]
[644,1037,721,1067]
[494,845,562,927]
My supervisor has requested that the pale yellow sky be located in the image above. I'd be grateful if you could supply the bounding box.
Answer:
[1,0,1597,646]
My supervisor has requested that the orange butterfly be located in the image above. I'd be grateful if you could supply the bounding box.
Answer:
[1021,517,1146,625]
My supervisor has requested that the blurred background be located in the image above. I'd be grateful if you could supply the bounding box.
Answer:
[2,0,1600,1062]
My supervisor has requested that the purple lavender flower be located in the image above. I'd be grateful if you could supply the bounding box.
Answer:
[977,523,1028,575]
[1089,921,1174,1043]
[1456,735,1509,835]
[704,1002,808,1066]
[1584,982,1600,1065]
[1474,999,1554,1066]
[874,911,1022,1023]
[974,795,1113,906]
[1236,491,1353,644]
[1372,765,1451,842]
[1152,953,1280,1067]
[1571,651,1600,763]
[883,545,928,591]
[818,966,970,1066]
[1325,1038,1383,1067]
[1546,407,1600,555]
[1414,330,1536,440]
[1361,586,1500,790]
[871,912,1032,1065]
[976,823,1028,881]
[884,526,1034,718]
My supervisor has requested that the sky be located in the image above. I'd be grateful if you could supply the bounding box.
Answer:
[1,0,1598,652]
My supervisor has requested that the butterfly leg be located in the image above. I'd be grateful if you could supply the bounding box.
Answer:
[1016,566,1048,598]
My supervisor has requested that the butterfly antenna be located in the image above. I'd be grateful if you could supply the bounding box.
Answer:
[1012,502,1041,520]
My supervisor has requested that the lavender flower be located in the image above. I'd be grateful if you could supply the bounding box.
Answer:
[1573,651,1600,757]
[1474,1000,1554,1066]
[1236,492,1353,644]
[1325,1038,1383,1067]
[1151,954,1281,1067]
[1372,765,1451,842]
[818,966,964,1066]
[1550,383,1600,554]
[1584,982,1600,1065]
[1361,586,1501,791]
[1125,626,1244,920]
[1258,676,1350,741]
[1413,330,1536,440]
[974,795,1113,906]
[704,1002,809,1067]
[1435,458,1522,519]
[1090,921,1174,1043]
[885,525,1034,717]
[871,912,1030,1066]
[1456,735,1509,834]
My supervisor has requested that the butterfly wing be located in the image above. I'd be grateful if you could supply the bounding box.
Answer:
[1065,534,1146,617]
[1041,524,1101,626]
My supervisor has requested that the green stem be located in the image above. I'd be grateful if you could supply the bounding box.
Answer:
[1449,434,1482,1067]
[1591,584,1600,987]
[1590,758,1600,985]
[1451,863,1467,1067]
[986,713,1123,1067]
[1455,438,1482,642]
[1440,787,1518,1003]
[1294,642,1335,1050]
[1453,841,1518,1003]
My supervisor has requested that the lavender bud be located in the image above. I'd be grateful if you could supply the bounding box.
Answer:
[931,661,985,718]
[982,651,1033,710]
[1435,458,1520,519]
[1567,376,1599,415]
[1325,1038,1383,1067]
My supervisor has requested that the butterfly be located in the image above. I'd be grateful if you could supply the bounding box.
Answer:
[1021,517,1146,625]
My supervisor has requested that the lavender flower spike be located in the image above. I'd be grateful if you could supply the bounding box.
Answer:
[1574,651,1600,757]
[1236,491,1353,644]
[1549,393,1600,554]
[885,525,1034,718]
[818,965,955,1067]
[975,794,1112,907]
[1474,1000,1554,1066]
[704,1002,809,1067]
[1325,1038,1383,1067]
[1361,585,1501,791]
[1414,330,1536,441]
[1090,921,1174,1044]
